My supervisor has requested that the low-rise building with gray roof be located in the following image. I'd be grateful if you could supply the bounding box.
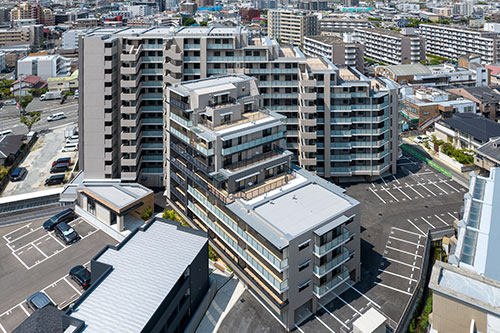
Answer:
[475,137,500,173]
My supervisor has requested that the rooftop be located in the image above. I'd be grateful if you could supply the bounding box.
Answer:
[228,167,358,249]
[68,219,208,333]
[440,113,500,142]
[380,63,432,77]
[476,137,500,163]
[429,261,500,317]
[306,35,347,45]
[356,27,411,38]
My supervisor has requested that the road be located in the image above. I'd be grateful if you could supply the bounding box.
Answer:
[0,98,78,135]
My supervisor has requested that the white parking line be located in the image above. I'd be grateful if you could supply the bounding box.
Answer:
[394,186,412,200]
[369,187,386,204]
[378,269,418,282]
[2,224,32,242]
[392,175,400,184]
[386,246,422,258]
[6,226,44,245]
[19,304,30,316]
[420,217,435,229]
[382,187,399,202]
[392,227,424,237]
[434,215,450,226]
[0,322,7,333]
[346,282,381,309]
[11,251,30,270]
[407,219,426,236]
[315,314,335,333]
[418,182,436,196]
[333,292,361,315]
[406,184,425,198]
[379,174,387,185]
[383,256,421,269]
[318,303,349,329]
[48,232,68,248]
[429,181,448,194]
[374,282,412,296]
[440,180,460,192]
[64,277,82,296]
[447,212,457,220]
[389,236,424,247]
[32,243,49,258]
[295,325,306,333]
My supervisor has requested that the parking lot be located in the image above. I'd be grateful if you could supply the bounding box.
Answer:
[0,211,116,332]
[2,126,78,197]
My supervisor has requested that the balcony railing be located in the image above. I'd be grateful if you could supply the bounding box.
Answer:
[313,267,350,298]
[313,247,351,278]
[235,173,294,201]
[225,146,286,172]
[314,229,352,257]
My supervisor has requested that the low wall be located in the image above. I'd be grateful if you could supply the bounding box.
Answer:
[185,279,218,333]
[75,205,125,242]
[438,151,476,173]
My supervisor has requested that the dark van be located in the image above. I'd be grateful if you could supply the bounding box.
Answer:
[45,174,66,186]
[10,167,27,181]
[54,222,80,245]
[52,157,71,167]
[50,162,69,173]
[43,208,75,231]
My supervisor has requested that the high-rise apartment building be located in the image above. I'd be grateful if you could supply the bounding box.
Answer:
[420,24,500,64]
[268,10,318,47]
[165,74,361,330]
[79,26,399,187]
[10,3,54,26]
[303,35,364,73]
[355,28,426,65]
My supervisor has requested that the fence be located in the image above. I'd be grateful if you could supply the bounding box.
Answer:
[235,173,294,201]
[401,144,452,178]
[0,134,38,196]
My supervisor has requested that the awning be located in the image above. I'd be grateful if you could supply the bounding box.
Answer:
[213,91,230,97]
[220,111,233,116]
[235,171,260,183]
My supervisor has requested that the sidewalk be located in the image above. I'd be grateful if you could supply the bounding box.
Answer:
[195,263,246,333]
[402,138,470,188]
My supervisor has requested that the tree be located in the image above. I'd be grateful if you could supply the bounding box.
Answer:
[20,111,41,132]
[162,209,189,227]
[28,88,48,97]
[19,95,33,113]
[182,17,196,26]
[200,21,208,26]
[141,206,153,221]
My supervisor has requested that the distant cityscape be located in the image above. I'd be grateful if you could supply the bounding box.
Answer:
[0,0,499,333]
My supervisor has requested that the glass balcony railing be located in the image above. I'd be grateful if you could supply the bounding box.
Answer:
[314,229,351,257]
[313,267,350,298]
[313,247,350,277]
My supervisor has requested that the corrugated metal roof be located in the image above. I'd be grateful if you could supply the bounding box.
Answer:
[71,220,207,333]
[386,63,432,77]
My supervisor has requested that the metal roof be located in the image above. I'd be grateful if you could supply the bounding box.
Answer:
[69,219,207,333]
[440,113,500,143]
[385,63,432,77]
[476,137,500,163]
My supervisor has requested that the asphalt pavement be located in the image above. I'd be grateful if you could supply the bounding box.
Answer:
[0,98,78,135]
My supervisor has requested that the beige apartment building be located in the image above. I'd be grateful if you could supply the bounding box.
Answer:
[79,26,399,188]
[268,10,318,47]
[0,25,43,47]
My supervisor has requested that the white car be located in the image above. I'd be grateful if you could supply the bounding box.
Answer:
[47,112,66,122]
[413,136,429,144]
[62,143,78,152]
[4,100,16,106]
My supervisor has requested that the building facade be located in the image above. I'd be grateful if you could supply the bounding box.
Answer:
[268,10,318,46]
[165,74,361,330]
[355,28,425,65]
[17,54,72,80]
[79,27,399,187]
[420,24,500,64]
[302,35,364,73]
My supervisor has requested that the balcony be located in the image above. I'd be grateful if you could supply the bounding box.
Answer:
[313,267,350,298]
[313,247,351,278]
[314,229,352,257]
[224,147,287,173]
[200,109,271,131]
[234,173,294,201]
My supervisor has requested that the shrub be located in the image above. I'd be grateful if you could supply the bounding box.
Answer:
[208,245,218,261]
[141,207,153,221]
[162,209,190,227]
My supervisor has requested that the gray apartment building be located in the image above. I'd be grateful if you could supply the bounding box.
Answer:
[64,218,210,332]
[303,35,364,73]
[268,10,318,47]
[355,27,426,65]
[165,74,361,330]
[420,24,500,64]
[79,26,399,187]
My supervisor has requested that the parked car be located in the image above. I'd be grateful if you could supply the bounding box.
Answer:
[66,138,79,144]
[69,265,91,289]
[26,292,52,310]
[50,162,69,173]
[43,208,75,231]
[10,167,27,181]
[44,174,66,186]
[51,157,71,167]
[413,136,429,144]
[4,99,16,106]
[74,90,79,99]
[54,222,80,245]
[62,143,78,152]
[69,134,79,140]
[47,112,66,122]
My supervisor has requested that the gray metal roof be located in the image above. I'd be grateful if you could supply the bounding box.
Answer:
[70,219,207,333]
[476,137,500,163]
[384,63,432,77]
[440,113,500,143]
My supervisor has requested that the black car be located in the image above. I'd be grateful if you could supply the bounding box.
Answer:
[43,208,75,231]
[26,292,52,310]
[45,174,66,186]
[50,162,69,173]
[52,157,71,167]
[69,265,91,289]
[54,221,80,245]
[10,167,27,181]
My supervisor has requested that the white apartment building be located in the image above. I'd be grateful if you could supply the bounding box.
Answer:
[62,29,86,51]
[419,24,500,64]
[17,54,71,80]
[318,17,372,33]
[79,26,399,188]
[268,10,318,47]
[355,28,426,65]
[303,35,364,73]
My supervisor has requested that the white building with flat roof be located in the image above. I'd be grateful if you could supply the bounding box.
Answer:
[17,54,71,80]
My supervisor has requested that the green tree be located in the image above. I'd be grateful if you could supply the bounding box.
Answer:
[20,111,41,132]
[28,88,48,97]
[0,79,13,98]
[162,209,189,227]
[200,21,208,26]
[141,206,153,221]
[19,95,33,112]
[182,17,196,26]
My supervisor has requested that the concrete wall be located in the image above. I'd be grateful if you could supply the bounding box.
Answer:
[432,292,487,333]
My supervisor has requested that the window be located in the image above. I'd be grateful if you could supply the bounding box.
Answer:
[298,280,310,292]
[87,196,96,215]
[298,240,310,251]
[298,260,310,272]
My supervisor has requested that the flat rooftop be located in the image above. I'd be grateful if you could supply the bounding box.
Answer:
[357,27,413,38]
[306,35,345,45]
[68,219,208,332]
[74,180,152,209]
[171,74,253,95]
[228,167,358,249]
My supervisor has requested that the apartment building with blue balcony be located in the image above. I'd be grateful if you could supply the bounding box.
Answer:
[164,74,361,330]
